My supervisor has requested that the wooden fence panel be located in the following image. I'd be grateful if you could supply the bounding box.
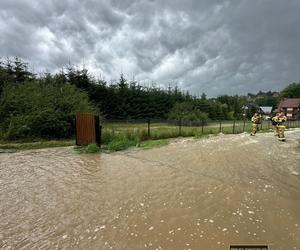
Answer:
[76,113,100,146]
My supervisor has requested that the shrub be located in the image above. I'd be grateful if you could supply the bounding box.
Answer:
[0,81,95,140]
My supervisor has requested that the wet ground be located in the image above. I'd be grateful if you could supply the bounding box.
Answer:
[1,129,300,250]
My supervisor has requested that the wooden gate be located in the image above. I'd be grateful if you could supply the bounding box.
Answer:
[75,113,101,146]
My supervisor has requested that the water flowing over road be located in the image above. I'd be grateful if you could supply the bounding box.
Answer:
[1,130,300,249]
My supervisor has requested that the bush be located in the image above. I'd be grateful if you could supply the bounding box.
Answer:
[0,81,95,140]
[168,102,208,121]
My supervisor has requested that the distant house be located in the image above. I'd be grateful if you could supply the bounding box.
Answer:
[276,98,300,120]
[259,106,273,119]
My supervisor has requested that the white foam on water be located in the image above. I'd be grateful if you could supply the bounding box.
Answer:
[291,170,299,176]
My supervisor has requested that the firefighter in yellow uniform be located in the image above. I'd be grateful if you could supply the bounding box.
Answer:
[271,113,279,136]
[250,113,262,136]
[276,112,287,141]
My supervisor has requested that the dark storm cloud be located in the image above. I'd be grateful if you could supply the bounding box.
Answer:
[1,0,300,96]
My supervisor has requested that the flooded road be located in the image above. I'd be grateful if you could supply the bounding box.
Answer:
[1,130,300,250]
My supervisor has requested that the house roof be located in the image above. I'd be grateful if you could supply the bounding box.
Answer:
[260,106,272,113]
[278,98,300,109]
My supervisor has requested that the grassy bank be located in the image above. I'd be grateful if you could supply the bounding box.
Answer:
[0,140,75,150]
[1,122,299,152]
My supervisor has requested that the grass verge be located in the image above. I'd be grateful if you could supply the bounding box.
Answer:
[0,140,74,150]
[1,126,299,152]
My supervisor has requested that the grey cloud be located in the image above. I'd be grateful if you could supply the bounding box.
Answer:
[1,0,300,96]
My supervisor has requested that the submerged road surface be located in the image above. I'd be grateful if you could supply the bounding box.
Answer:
[1,130,300,249]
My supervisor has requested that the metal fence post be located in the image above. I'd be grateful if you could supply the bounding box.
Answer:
[98,125,102,147]
[219,120,222,133]
[179,118,182,136]
[147,119,151,138]
[201,120,204,134]
[232,119,236,134]
[243,118,246,132]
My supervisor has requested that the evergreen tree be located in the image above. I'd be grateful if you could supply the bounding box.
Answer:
[280,83,300,98]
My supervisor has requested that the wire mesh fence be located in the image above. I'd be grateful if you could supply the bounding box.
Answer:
[100,118,300,143]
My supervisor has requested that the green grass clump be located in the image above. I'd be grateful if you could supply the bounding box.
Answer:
[101,129,116,144]
[75,143,101,154]
[105,135,141,151]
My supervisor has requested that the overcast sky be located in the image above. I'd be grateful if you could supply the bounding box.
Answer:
[1,0,300,96]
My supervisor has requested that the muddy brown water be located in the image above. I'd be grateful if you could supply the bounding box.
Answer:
[1,130,300,250]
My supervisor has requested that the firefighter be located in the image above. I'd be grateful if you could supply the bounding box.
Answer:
[250,112,262,136]
[271,113,279,136]
[276,112,287,141]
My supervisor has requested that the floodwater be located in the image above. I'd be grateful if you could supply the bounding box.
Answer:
[1,130,300,250]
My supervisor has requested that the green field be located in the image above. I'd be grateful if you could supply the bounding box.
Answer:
[101,120,267,143]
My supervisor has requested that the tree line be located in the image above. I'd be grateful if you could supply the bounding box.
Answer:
[0,57,299,140]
